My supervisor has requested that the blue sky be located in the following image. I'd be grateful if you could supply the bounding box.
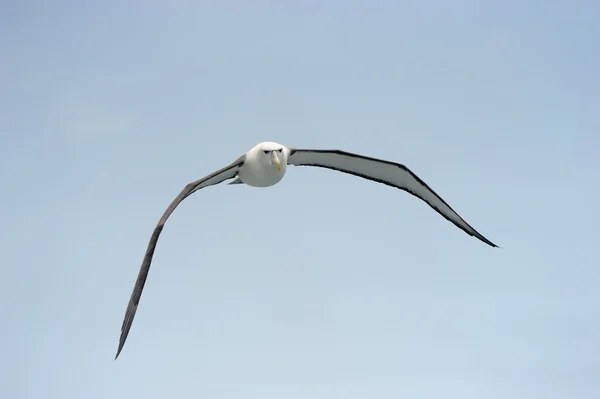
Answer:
[2,1,599,398]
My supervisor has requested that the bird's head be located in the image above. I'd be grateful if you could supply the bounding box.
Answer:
[259,142,287,172]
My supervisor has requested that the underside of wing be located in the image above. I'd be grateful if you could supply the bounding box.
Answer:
[115,155,245,359]
[287,148,497,247]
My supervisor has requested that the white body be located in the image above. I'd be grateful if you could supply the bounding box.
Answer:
[237,141,290,187]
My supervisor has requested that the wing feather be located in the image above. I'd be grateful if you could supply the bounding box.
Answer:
[115,156,245,359]
[287,148,497,248]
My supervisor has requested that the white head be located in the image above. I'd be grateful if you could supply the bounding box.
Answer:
[254,141,288,172]
[239,141,290,187]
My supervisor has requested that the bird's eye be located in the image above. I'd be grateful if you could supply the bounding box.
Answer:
[263,150,270,154]
[278,148,283,152]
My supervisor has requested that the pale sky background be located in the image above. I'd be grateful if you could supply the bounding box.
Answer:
[1,1,599,398]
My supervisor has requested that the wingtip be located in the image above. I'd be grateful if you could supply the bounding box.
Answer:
[487,236,500,248]
[114,337,125,360]
[486,239,500,249]
[486,240,499,249]
[472,230,498,249]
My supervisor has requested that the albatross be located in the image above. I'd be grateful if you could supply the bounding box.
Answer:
[115,141,497,359]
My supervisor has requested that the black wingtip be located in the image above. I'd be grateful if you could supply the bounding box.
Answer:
[115,318,130,360]
[114,342,124,360]
[481,236,500,249]
[114,322,131,360]
[478,236,499,249]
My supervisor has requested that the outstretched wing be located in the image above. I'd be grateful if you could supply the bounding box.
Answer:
[115,155,245,359]
[287,148,497,247]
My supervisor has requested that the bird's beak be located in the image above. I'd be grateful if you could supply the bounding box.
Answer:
[273,151,281,171]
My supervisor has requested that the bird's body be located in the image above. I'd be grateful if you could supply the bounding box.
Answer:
[237,142,289,187]
[115,141,498,359]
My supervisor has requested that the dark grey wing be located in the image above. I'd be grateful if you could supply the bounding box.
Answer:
[115,156,245,359]
[287,148,497,248]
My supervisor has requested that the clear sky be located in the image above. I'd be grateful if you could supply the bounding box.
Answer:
[2,1,599,398]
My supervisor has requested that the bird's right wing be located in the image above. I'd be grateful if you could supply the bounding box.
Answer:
[115,155,245,359]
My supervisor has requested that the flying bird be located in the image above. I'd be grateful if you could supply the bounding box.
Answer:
[115,141,497,359]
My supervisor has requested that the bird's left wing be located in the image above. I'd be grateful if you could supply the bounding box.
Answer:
[287,148,497,247]
[115,155,245,359]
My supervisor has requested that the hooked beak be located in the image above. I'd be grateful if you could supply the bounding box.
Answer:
[272,151,281,171]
